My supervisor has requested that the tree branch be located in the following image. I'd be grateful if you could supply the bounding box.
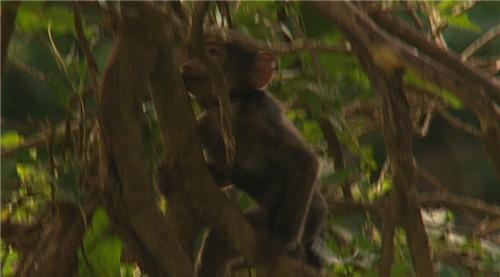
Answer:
[318,118,352,199]
[1,1,19,73]
[462,23,500,60]
[97,3,194,276]
[207,27,351,55]
[368,10,500,105]
[73,4,100,96]
[310,2,435,275]
[86,3,331,274]
[418,192,500,218]
[437,110,481,137]
[357,5,500,180]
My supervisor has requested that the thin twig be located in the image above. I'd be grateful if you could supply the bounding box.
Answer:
[375,159,390,193]
[379,193,396,277]
[419,192,500,218]
[10,59,50,82]
[438,110,481,137]
[417,107,434,137]
[473,218,500,237]
[404,2,424,31]
[421,2,448,48]
[73,3,101,95]
[433,1,479,37]
[416,165,447,192]
[451,1,478,17]
[319,118,352,199]
[1,118,85,159]
[207,27,351,55]
[462,23,500,60]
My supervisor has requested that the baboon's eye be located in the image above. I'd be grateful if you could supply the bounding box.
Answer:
[206,44,223,60]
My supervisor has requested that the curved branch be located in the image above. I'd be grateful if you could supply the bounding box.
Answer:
[318,118,352,199]
[462,23,500,60]
[1,1,19,73]
[335,3,500,180]
[368,10,500,104]
[419,192,500,218]
[310,2,435,275]
[97,3,194,276]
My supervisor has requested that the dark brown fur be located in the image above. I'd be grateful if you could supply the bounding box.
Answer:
[178,36,327,276]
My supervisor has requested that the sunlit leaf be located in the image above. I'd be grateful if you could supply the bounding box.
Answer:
[17,3,74,35]
[1,131,23,149]
[404,72,463,109]
[447,14,481,33]
[1,248,19,277]
[79,208,122,277]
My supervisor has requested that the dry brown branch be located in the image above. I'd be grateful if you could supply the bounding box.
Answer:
[404,1,424,31]
[469,55,500,68]
[473,218,500,237]
[1,133,46,159]
[379,194,396,277]
[310,2,435,275]
[432,1,478,39]
[359,6,500,179]
[420,2,448,48]
[416,165,447,192]
[326,198,383,217]
[97,3,194,276]
[1,218,44,255]
[9,58,50,82]
[438,110,481,137]
[451,1,478,17]
[369,8,500,104]
[462,23,500,60]
[97,3,319,276]
[318,118,352,199]
[13,197,97,277]
[417,107,434,137]
[1,116,91,159]
[435,251,495,275]
[419,192,500,219]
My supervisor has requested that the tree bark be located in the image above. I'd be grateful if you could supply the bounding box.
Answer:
[97,3,194,276]
[310,2,435,276]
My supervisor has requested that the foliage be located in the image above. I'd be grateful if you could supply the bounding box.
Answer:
[1,1,499,276]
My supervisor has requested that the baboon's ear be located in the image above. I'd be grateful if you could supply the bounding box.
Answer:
[251,51,275,89]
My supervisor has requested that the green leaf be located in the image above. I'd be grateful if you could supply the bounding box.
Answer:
[390,261,410,277]
[1,248,19,277]
[299,2,339,38]
[321,166,357,185]
[16,2,44,34]
[90,208,109,234]
[79,208,122,277]
[404,72,463,109]
[16,163,36,183]
[447,14,481,33]
[437,1,458,14]
[1,131,23,149]
[17,3,74,35]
